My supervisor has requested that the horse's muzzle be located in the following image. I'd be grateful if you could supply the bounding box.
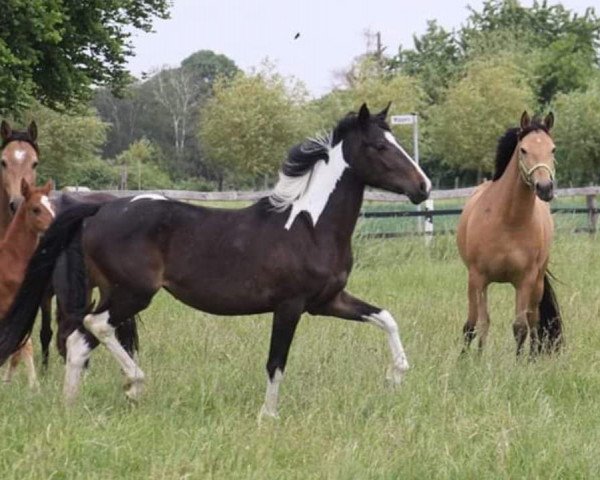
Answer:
[535,180,554,202]
[406,180,431,204]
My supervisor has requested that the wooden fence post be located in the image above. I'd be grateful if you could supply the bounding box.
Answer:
[587,194,598,233]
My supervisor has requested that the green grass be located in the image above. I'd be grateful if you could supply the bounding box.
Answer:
[1,231,600,478]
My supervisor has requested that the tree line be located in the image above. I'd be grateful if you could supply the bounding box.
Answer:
[2,0,600,190]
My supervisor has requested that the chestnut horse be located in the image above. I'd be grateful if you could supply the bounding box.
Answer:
[457,111,562,357]
[0,104,431,418]
[0,179,54,387]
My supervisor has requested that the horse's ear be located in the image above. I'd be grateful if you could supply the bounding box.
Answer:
[1,120,11,142]
[543,112,554,131]
[520,111,531,130]
[376,102,392,120]
[43,179,54,194]
[28,121,37,142]
[21,178,31,199]
[358,103,370,129]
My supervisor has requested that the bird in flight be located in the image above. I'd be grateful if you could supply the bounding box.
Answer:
[294,32,300,40]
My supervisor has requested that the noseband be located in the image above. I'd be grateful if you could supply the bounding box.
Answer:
[517,147,555,189]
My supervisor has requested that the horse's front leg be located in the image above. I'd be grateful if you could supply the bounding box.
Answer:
[259,298,305,421]
[310,290,409,385]
[514,275,537,357]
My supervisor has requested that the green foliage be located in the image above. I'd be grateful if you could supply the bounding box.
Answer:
[553,77,600,185]
[313,58,425,153]
[14,103,109,188]
[0,0,170,113]
[116,138,172,189]
[181,50,240,96]
[199,64,314,180]
[461,0,600,103]
[427,55,535,175]
[393,20,462,103]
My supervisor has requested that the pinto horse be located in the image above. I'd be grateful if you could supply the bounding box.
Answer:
[0,103,431,417]
[0,179,54,387]
[457,111,562,357]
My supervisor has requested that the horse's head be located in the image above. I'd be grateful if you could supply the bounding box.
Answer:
[517,111,555,202]
[342,103,431,204]
[0,120,39,214]
[20,179,54,234]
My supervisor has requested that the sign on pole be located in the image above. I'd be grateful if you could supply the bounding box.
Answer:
[390,114,416,126]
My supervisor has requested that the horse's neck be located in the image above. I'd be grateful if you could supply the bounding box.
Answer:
[0,187,12,236]
[495,149,536,225]
[1,207,38,260]
[317,171,365,242]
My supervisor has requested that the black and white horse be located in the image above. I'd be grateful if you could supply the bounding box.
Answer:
[0,103,431,418]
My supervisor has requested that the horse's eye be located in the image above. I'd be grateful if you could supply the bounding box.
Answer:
[374,142,387,151]
[520,147,527,155]
[32,162,38,170]
[1,160,6,168]
[551,148,556,155]
[32,207,41,215]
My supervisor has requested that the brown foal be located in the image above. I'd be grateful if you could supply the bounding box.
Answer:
[0,179,54,387]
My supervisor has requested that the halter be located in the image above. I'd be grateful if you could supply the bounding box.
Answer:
[517,145,555,189]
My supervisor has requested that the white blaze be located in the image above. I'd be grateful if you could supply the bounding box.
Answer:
[383,131,432,192]
[13,150,27,163]
[40,195,55,218]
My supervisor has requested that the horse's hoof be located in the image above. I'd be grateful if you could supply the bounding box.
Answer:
[386,363,408,386]
[257,404,279,424]
[124,376,144,402]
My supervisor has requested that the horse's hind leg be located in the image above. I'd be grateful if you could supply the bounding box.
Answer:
[259,299,305,420]
[310,290,409,385]
[84,288,153,402]
[39,288,53,371]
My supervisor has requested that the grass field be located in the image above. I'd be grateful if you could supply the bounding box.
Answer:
[1,229,600,479]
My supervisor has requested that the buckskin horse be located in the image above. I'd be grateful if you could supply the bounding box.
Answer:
[457,111,562,357]
[0,104,431,418]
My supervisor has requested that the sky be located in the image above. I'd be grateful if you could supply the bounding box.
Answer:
[127,0,596,97]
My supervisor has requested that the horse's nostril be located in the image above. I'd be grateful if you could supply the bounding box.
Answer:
[420,181,428,193]
[8,202,16,214]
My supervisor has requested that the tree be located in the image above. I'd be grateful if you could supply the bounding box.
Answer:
[427,55,535,179]
[5,103,115,188]
[552,78,600,185]
[116,138,172,189]
[198,65,312,188]
[391,20,462,104]
[461,0,600,103]
[181,50,240,96]
[0,0,170,113]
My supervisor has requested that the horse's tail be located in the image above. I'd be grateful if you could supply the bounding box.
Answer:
[0,202,102,366]
[537,272,563,354]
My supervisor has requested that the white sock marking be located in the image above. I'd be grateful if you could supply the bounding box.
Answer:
[259,368,284,419]
[84,311,145,400]
[130,194,168,202]
[64,330,91,402]
[284,141,348,230]
[383,131,432,193]
[364,309,409,384]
